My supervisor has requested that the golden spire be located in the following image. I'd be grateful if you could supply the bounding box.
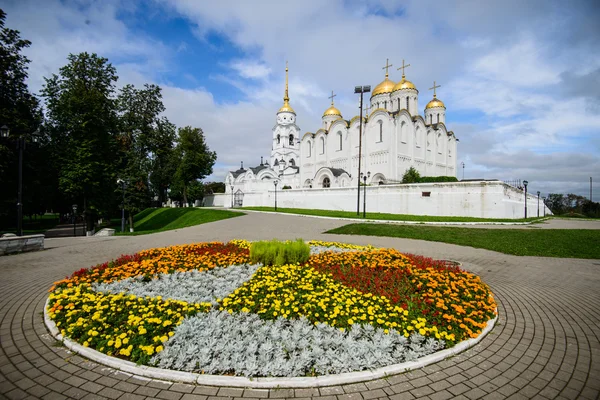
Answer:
[278,61,295,114]
[284,61,289,102]
[398,59,411,78]
[429,80,441,98]
[382,58,393,78]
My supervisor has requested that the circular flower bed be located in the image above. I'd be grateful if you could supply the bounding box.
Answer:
[47,240,496,377]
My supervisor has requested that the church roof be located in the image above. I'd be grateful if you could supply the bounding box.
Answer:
[230,168,246,178]
[278,62,296,114]
[330,168,349,177]
[371,77,395,97]
[393,77,417,92]
[426,97,445,109]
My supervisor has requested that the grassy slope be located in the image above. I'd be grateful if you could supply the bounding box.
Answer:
[118,208,243,235]
[326,224,600,259]
[243,206,542,223]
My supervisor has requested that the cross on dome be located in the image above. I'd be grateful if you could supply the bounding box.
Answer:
[397,59,411,78]
[429,81,441,98]
[328,90,337,105]
[382,58,393,78]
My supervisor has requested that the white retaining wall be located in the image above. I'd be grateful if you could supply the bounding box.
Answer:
[204,181,551,220]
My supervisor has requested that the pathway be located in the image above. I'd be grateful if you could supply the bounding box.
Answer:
[0,214,598,399]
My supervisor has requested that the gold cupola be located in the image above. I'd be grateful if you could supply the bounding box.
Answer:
[371,58,396,97]
[323,90,342,118]
[425,80,445,109]
[393,59,417,92]
[278,62,295,114]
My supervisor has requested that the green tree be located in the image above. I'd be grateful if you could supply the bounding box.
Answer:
[41,52,118,232]
[148,117,177,205]
[0,9,45,228]
[402,166,421,183]
[116,83,167,230]
[173,126,216,205]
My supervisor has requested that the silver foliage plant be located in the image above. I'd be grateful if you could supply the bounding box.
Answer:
[93,264,260,305]
[151,310,445,377]
[309,245,360,255]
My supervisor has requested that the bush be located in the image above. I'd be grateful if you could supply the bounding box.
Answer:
[419,176,459,183]
[402,167,421,183]
[249,239,310,266]
[282,185,292,190]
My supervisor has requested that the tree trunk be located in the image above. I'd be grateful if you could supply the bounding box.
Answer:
[128,212,134,232]
[182,184,188,207]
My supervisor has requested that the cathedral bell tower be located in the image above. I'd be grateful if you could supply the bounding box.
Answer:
[271,62,300,170]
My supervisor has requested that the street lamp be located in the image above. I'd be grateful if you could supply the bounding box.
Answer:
[230,184,234,208]
[361,171,371,218]
[117,178,126,232]
[72,204,78,237]
[542,196,546,217]
[523,180,528,219]
[274,180,279,211]
[1,125,39,236]
[537,191,540,218]
[354,85,371,215]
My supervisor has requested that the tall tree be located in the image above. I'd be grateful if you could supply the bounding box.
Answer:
[116,83,167,230]
[41,52,118,232]
[148,117,177,204]
[173,126,216,205]
[0,9,44,228]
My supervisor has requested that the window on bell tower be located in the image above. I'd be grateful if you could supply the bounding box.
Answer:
[289,134,294,146]
[277,134,281,144]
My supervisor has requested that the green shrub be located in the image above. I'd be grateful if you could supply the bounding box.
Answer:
[402,167,421,183]
[419,176,459,183]
[250,239,310,266]
[282,185,292,190]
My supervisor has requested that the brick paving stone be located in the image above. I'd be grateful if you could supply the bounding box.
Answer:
[319,387,344,396]
[217,387,244,397]
[270,388,295,398]
[171,383,196,394]
[182,394,209,400]
[337,393,363,400]
[410,385,434,398]
[63,386,91,399]
[243,389,269,398]
[134,386,161,397]
[156,390,184,400]
[118,394,148,400]
[428,390,454,400]
[193,386,219,396]
[97,387,125,399]
[361,388,386,399]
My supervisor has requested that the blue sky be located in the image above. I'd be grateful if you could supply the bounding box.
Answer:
[4,0,600,198]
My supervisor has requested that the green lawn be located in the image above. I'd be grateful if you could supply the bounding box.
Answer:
[326,223,600,259]
[0,213,60,235]
[113,208,244,235]
[243,206,543,223]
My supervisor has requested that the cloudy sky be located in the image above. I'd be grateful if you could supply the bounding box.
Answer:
[3,0,599,198]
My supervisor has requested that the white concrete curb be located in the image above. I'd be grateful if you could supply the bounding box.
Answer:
[237,209,548,226]
[45,297,497,388]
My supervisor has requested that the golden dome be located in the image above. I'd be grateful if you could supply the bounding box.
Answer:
[425,97,445,109]
[371,77,396,97]
[323,104,342,117]
[393,77,417,91]
[278,99,295,114]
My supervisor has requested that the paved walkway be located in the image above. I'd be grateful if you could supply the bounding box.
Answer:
[0,214,598,399]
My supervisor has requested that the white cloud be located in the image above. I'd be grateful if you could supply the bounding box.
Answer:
[229,60,271,80]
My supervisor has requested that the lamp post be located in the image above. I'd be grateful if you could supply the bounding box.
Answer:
[117,179,126,232]
[460,161,465,180]
[523,180,528,219]
[354,85,371,215]
[542,196,546,217]
[1,125,39,236]
[537,191,540,218]
[230,185,234,208]
[361,171,371,218]
[72,204,78,236]
[274,180,279,211]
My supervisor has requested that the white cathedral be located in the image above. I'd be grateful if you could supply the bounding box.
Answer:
[225,60,457,196]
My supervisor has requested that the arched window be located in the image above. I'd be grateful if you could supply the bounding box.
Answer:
[437,113,440,123]
[289,134,294,146]
[406,96,409,110]
[323,177,331,188]
[378,120,383,142]
[307,141,311,157]
[277,134,280,144]
[400,121,407,143]
[430,114,432,124]
[383,100,387,110]
[289,158,295,166]
[337,132,343,150]
[320,137,325,154]
[414,126,420,147]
